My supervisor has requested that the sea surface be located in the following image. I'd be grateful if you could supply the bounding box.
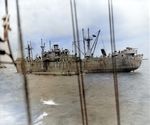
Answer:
[0,60,150,125]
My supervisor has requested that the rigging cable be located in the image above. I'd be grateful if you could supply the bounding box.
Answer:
[72,41,85,56]
[16,0,32,125]
[100,31,105,50]
[91,30,100,55]
[108,0,120,125]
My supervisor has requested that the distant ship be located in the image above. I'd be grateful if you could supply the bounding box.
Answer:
[15,29,143,75]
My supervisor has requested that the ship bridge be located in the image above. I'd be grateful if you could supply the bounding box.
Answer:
[121,47,137,55]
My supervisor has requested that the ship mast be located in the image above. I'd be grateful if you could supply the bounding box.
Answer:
[40,39,45,58]
[49,40,51,51]
[84,28,93,57]
[82,29,86,58]
[30,41,33,59]
[84,29,100,58]
[25,41,33,61]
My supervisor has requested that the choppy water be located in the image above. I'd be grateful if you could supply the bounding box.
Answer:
[0,60,150,125]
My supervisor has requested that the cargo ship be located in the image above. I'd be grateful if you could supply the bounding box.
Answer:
[15,30,143,75]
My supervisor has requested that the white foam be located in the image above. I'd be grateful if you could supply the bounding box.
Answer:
[34,112,48,124]
[43,100,58,105]
[34,121,43,125]
[40,97,58,105]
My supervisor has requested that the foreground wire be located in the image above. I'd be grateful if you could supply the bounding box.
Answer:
[16,0,32,125]
[70,0,88,125]
[108,0,121,125]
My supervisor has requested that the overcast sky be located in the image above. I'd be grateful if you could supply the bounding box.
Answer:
[0,0,149,61]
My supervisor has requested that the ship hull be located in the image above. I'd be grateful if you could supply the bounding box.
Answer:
[15,55,143,75]
[83,55,142,73]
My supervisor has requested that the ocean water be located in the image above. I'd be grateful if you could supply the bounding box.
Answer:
[0,60,149,125]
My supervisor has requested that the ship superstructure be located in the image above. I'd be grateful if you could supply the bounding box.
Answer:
[42,44,70,61]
